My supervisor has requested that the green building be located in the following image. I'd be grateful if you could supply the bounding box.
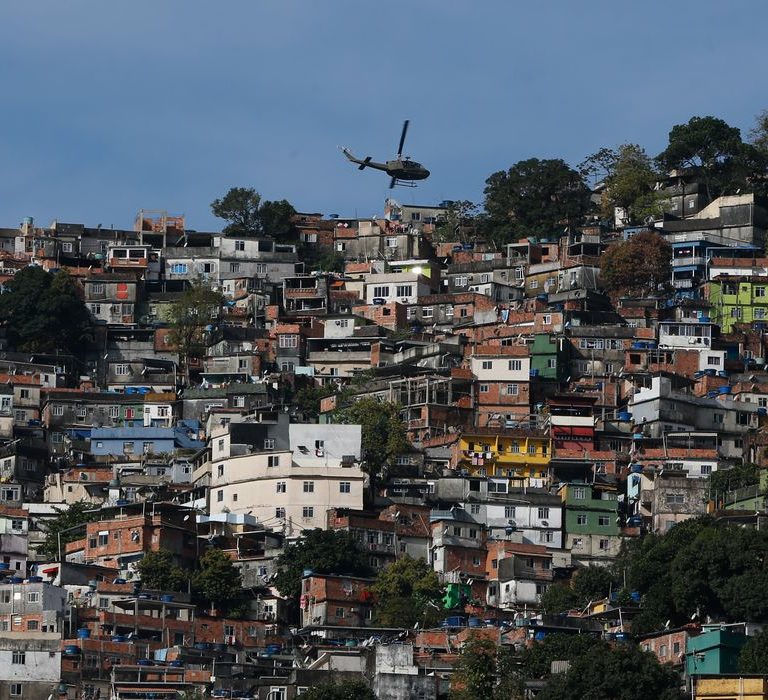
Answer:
[707,276,768,333]
[559,482,621,563]
[686,627,748,676]
[529,333,569,382]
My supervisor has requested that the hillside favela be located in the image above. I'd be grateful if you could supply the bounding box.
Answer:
[7,114,768,700]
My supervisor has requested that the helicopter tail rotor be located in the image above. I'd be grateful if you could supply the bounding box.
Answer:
[396,120,410,158]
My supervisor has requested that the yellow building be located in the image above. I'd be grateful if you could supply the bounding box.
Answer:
[695,676,768,700]
[457,428,551,485]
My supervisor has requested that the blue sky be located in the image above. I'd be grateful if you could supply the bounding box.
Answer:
[2,1,767,230]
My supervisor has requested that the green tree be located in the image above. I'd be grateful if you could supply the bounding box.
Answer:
[480,158,590,247]
[539,582,580,615]
[572,565,616,603]
[432,200,478,243]
[538,642,685,700]
[600,231,671,297]
[450,635,518,700]
[517,633,603,682]
[0,267,93,356]
[617,517,768,634]
[299,680,376,700]
[709,463,760,497]
[211,187,296,238]
[749,109,768,158]
[168,278,223,384]
[582,144,663,225]
[657,115,766,201]
[372,555,442,628]
[273,529,372,602]
[739,628,768,673]
[293,382,336,420]
[137,550,189,592]
[333,398,409,492]
[37,502,94,560]
[191,549,243,613]
[258,198,297,240]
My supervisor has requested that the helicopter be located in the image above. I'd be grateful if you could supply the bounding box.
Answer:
[341,120,430,189]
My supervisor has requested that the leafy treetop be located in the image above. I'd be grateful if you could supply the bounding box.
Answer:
[211,187,296,238]
[273,529,372,601]
[0,266,93,357]
[480,158,590,248]
[372,555,443,628]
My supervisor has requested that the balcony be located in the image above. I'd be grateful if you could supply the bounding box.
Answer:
[672,256,706,267]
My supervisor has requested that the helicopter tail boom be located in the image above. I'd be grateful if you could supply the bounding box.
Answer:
[358,156,372,171]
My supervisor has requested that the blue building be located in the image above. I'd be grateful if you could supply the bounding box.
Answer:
[90,421,203,457]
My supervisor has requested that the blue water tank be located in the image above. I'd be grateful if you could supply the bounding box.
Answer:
[160,595,174,603]
[77,628,90,639]
[759,408,767,417]
[112,635,126,643]
[64,645,81,655]
[718,386,732,394]
[468,617,483,628]
[617,411,631,421]
[632,433,643,441]
[630,463,642,473]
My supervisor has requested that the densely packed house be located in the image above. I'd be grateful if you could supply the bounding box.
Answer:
[3,187,768,699]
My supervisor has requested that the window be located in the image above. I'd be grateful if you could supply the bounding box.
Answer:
[529,279,539,289]
[27,592,39,603]
[170,263,187,275]
[673,641,680,655]
[481,360,492,370]
[98,531,108,546]
[275,481,287,494]
[335,607,345,618]
[12,651,25,664]
[235,240,245,252]
[264,438,275,450]
[455,275,468,287]
[598,538,610,550]
[372,286,389,298]
[303,481,314,493]
[572,486,586,499]
[504,506,516,519]
[701,464,712,476]
[217,490,224,502]
[713,412,724,425]
[19,389,29,400]
[339,481,351,493]
[268,455,280,467]
[279,334,298,348]
[542,314,552,324]
[756,286,766,298]
[577,514,587,525]
[275,507,285,519]
[470,504,481,515]
[217,464,224,477]
[386,237,399,248]
[422,306,434,318]
[10,683,21,697]
[479,384,489,393]
[302,506,314,519]
[659,644,668,657]
[598,515,610,526]
[528,443,536,455]
[537,507,550,520]
[508,359,522,371]
[509,442,520,453]
[395,285,412,297]
[666,493,685,505]
[505,384,519,396]
[11,519,23,531]
[230,262,240,273]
